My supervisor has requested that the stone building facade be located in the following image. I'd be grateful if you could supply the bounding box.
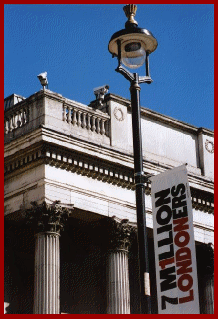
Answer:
[4,89,214,314]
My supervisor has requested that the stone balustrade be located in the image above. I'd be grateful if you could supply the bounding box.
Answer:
[62,102,110,137]
[4,104,29,134]
[4,90,111,143]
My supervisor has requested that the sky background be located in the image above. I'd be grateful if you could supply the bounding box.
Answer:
[4,4,214,130]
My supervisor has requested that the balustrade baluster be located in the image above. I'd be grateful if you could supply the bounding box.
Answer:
[91,116,96,132]
[105,120,109,136]
[7,119,10,133]
[19,109,23,126]
[63,104,67,122]
[87,114,91,131]
[72,108,77,126]
[26,107,29,123]
[82,112,87,129]
[100,119,106,135]
[21,108,25,125]
[8,117,12,132]
[13,113,18,129]
[12,114,17,130]
[4,119,9,134]
[10,115,14,131]
[77,111,82,127]
[96,118,100,134]
[17,111,22,127]
[67,106,72,124]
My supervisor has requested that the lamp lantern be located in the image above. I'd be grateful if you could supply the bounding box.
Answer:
[108,4,157,82]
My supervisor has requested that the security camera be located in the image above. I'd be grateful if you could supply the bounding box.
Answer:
[93,85,109,108]
[93,85,109,98]
[37,72,48,89]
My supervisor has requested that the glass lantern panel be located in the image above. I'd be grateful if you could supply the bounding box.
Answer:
[121,41,146,69]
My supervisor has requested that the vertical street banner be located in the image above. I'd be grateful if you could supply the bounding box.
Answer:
[150,165,200,314]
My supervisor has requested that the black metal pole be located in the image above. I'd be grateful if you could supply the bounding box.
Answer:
[130,73,151,314]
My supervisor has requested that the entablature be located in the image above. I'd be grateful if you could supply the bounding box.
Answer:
[4,131,214,215]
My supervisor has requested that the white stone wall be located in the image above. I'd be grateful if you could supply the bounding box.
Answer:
[141,117,198,168]
[4,165,45,215]
[44,165,136,222]
[108,99,132,151]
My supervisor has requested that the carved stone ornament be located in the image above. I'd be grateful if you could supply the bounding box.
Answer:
[104,216,133,251]
[204,243,214,276]
[205,139,214,154]
[197,242,214,277]
[114,107,124,121]
[25,200,72,233]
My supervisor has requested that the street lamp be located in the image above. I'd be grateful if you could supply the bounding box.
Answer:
[108,4,158,314]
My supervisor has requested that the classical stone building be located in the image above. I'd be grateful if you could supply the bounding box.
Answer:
[4,88,214,314]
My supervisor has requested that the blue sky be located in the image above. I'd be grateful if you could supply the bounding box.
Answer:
[4,4,214,130]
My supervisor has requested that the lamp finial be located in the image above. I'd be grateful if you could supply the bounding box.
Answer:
[123,4,138,27]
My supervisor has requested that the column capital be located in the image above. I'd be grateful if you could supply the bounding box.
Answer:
[197,242,214,277]
[104,216,134,252]
[26,200,73,234]
[204,243,214,276]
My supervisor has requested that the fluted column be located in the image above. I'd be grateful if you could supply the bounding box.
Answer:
[105,217,132,314]
[34,232,60,314]
[204,275,214,314]
[107,249,130,314]
[203,243,214,314]
[26,201,72,314]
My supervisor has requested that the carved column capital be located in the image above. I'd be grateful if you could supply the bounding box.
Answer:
[204,243,214,276]
[104,216,134,252]
[26,200,73,234]
[197,242,214,277]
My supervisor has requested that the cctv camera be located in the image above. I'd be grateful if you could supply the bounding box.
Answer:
[93,85,109,109]
[93,85,109,97]
[37,72,48,88]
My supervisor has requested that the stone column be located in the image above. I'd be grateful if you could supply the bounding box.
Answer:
[34,232,60,314]
[204,274,214,314]
[26,201,72,314]
[202,243,214,314]
[105,217,132,314]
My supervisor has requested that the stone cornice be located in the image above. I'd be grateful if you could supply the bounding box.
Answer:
[197,127,214,137]
[104,93,131,107]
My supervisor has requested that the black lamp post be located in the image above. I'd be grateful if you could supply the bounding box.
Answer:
[108,4,158,314]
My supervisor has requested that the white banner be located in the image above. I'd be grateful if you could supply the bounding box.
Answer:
[150,165,200,314]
